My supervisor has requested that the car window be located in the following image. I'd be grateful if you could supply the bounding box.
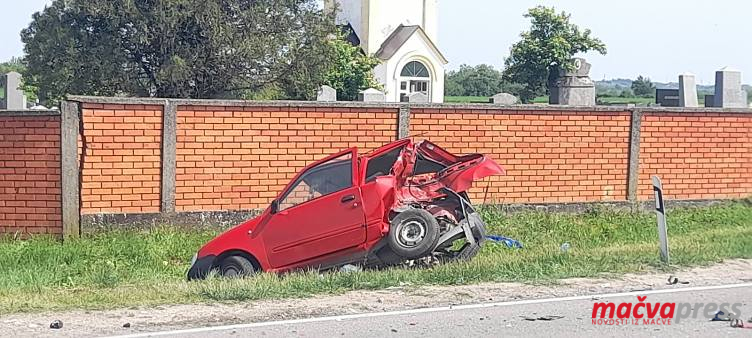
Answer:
[365,146,405,182]
[279,153,352,210]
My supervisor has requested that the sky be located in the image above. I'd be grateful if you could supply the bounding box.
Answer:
[1,0,749,85]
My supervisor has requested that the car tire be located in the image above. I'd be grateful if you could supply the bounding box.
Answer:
[388,208,440,260]
[219,255,257,278]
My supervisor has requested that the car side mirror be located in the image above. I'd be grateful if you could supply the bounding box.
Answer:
[270,200,280,214]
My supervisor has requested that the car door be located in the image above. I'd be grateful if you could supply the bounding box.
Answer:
[262,149,366,268]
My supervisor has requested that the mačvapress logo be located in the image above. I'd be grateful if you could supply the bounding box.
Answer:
[591,296,743,325]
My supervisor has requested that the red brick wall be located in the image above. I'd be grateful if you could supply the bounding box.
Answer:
[0,115,61,235]
[80,103,162,214]
[175,106,398,211]
[411,109,632,203]
[639,113,752,200]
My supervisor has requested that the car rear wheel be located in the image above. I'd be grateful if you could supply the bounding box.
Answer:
[218,255,257,278]
[388,208,440,260]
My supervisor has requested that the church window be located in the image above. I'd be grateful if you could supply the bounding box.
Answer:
[400,61,430,78]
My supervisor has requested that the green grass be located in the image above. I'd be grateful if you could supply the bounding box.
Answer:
[1,202,751,314]
[444,96,492,103]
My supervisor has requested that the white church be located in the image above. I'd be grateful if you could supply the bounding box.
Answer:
[325,0,447,103]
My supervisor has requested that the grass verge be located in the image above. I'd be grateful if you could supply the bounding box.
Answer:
[1,202,751,314]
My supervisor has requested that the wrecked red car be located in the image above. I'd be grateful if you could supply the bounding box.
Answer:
[188,139,504,279]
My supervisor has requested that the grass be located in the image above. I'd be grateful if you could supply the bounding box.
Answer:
[1,202,751,314]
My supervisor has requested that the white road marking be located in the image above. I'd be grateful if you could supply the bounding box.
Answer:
[105,282,752,338]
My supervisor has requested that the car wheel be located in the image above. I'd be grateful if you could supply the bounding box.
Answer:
[388,208,440,260]
[219,255,257,278]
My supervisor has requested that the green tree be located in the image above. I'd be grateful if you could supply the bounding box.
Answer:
[631,76,655,97]
[445,64,524,97]
[22,0,337,104]
[323,36,381,101]
[502,6,607,103]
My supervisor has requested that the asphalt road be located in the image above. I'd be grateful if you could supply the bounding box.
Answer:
[112,283,752,338]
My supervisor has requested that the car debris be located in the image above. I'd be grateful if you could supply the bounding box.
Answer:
[49,320,63,329]
[521,315,565,321]
[731,318,752,329]
[486,235,523,249]
[667,276,690,285]
[188,139,504,279]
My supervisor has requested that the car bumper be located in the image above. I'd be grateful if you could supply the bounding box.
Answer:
[187,254,216,280]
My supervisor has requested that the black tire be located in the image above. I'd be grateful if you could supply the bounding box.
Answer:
[219,255,257,278]
[444,213,487,263]
[387,208,441,260]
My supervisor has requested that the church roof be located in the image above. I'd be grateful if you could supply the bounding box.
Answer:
[374,25,448,64]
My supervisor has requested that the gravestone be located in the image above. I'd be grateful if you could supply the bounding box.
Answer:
[655,89,680,107]
[407,92,428,103]
[357,88,385,102]
[316,85,337,102]
[678,73,698,107]
[1,72,25,110]
[713,67,745,108]
[704,95,715,108]
[491,93,519,105]
[548,58,595,106]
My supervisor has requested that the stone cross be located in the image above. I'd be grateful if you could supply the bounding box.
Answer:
[678,73,698,107]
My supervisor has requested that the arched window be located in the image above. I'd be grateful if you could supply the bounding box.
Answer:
[400,61,430,78]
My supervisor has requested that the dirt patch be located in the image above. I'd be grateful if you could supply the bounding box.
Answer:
[2,259,751,337]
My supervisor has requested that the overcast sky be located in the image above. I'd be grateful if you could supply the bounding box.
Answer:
[2,0,749,84]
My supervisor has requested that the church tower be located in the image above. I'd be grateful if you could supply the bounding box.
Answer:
[325,0,447,103]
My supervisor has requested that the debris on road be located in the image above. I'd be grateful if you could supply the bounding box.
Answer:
[711,311,732,322]
[123,322,131,328]
[521,315,565,321]
[49,320,63,329]
[731,318,752,329]
[667,275,690,285]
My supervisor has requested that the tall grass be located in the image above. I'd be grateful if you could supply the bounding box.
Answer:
[0,202,750,314]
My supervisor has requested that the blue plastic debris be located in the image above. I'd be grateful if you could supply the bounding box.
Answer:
[486,235,523,249]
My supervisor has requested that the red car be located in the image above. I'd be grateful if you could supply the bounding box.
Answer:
[188,139,504,279]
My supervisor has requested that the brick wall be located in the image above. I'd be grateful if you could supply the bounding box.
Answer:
[3,98,752,236]
[175,105,397,211]
[0,114,61,235]
[639,113,752,200]
[80,103,163,214]
[411,109,631,204]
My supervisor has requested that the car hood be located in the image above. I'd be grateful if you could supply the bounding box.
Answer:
[198,215,264,257]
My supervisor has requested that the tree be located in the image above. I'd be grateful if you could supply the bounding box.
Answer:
[323,36,381,101]
[445,64,524,98]
[502,6,607,103]
[22,0,337,104]
[631,76,655,97]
